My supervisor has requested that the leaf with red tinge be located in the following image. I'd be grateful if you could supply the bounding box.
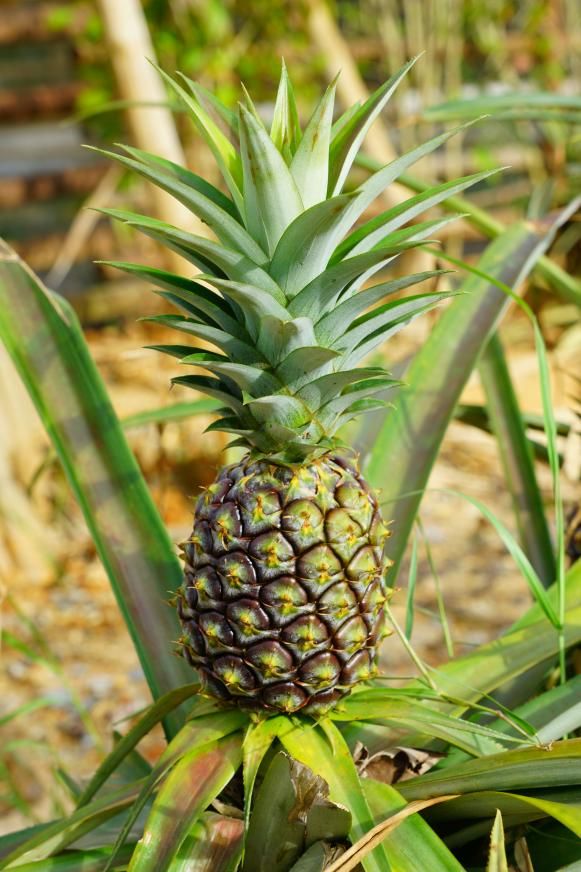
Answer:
[127,734,243,872]
[169,813,244,871]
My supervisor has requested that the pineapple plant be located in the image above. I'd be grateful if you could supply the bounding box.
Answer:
[95,59,499,716]
[2,55,581,872]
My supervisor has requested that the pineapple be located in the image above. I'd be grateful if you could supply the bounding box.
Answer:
[101,60,494,715]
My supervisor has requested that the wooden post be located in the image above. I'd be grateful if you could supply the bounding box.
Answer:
[96,0,208,271]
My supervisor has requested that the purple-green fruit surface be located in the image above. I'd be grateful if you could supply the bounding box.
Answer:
[178,449,390,715]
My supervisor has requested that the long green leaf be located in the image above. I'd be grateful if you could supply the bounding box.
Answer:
[99,208,280,293]
[122,399,220,429]
[238,105,303,254]
[117,144,240,219]
[479,333,555,585]
[336,169,501,259]
[424,92,581,121]
[242,716,291,830]
[397,739,581,800]
[290,79,336,207]
[355,155,581,305]
[93,148,265,264]
[158,68,244,211]
[426,602,581,711]
[280,721,391,872]
[316,271,448,346]
[0,242,192,737]
[328,57,418,195]
[436,488,559,627]
[361,780,465,872]
[243,753,311,872]
[104,712,247,871]
[1,845,136,871]
[512,553,581,632]
[334,697,511,757]
[428,790,581,840]
[486,811,508,872]
[77,685,206,807]
[127,734,243,872]
[0,780,145,868]
[365,206,579,582]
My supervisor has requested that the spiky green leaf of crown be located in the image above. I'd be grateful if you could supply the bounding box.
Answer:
[99,60,498,462]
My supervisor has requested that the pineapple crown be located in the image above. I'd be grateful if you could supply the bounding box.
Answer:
[97,59,496,462]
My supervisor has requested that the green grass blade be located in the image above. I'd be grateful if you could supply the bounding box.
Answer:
[453,404,565,465]
[533,320,567,679]
[127,734,243,872]
[424,92,581,121]
[365,209,577,583]
[478,333,555,585]
[512,552,581,632]
[0,242,192,736]
[436,488,559,627]
[404,532,419,640]
[0,697,57,728]
[122,399,220,429]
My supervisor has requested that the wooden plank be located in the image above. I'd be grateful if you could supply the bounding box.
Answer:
[6,224,115,271]
[0,81,80,119]
[0,40,74,87]
[0,122,104,178]
[0,3,89,45]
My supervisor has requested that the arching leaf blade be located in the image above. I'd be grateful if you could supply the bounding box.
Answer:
[0,242,192,738]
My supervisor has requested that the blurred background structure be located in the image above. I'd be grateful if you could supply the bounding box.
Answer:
[1,0,580,830]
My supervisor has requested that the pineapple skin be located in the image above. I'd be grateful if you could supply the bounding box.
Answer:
[178,449,391,715]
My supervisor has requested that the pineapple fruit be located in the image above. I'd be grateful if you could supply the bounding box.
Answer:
[101,60,494,714]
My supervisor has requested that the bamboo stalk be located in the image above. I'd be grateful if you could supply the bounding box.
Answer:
[96,0,208,272]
